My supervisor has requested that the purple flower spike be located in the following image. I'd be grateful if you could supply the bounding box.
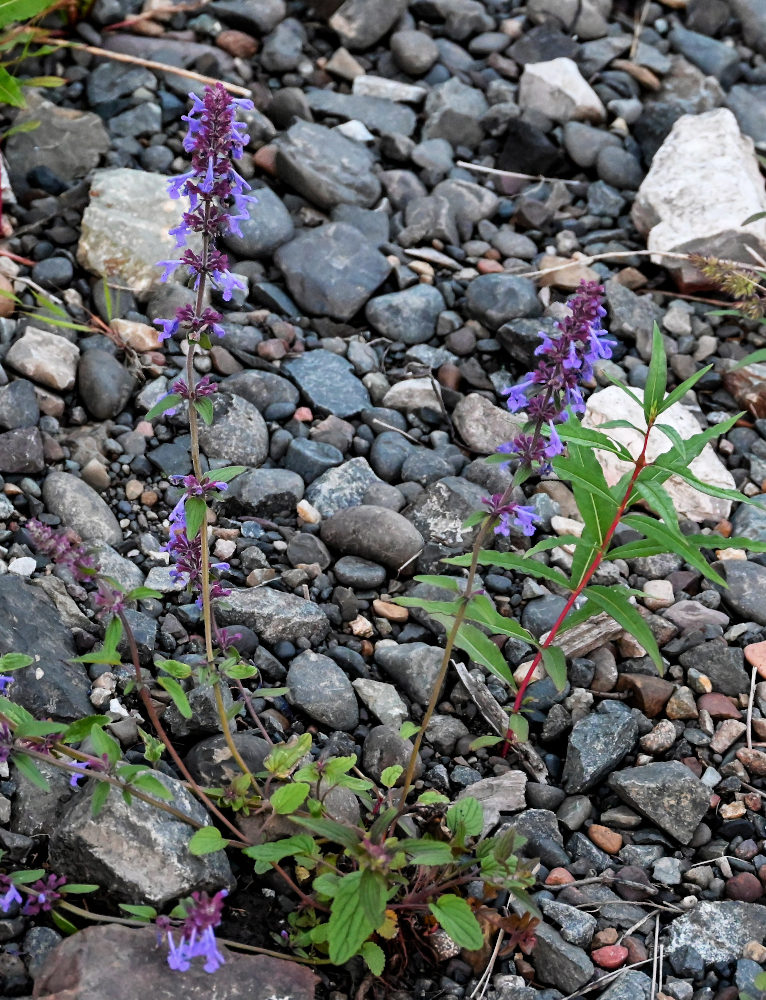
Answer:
[482,494,539,538]
[0,876,21,914]
[165,889,228,975]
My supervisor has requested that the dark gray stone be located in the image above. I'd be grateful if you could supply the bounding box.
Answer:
[391,28,439,75]
[329,0,407,50]
[214,588,330,644]
[43,471,121,544]
[669,23,741,87]
[110,101,161,138]
[78,350,135,420]
[305,90,416,136]
[0,380,40,430]
[284,350,371,418]
[276,223,391,321]
[0,427,44,474]
[717,559,766,625]
[532,924,594,994]
[730,492,766,539]
[49,771,233,906]
[210,0,286,33]
[465,274,541,331]
[374,642,443,705]
[286,532,331,569]
[334,556,387,588]
[369,430,415,482]
[562,703,638,793]
[362,724,422,783]
[305,457,382,518]
[727,85,766,147]
[423,77,488,148]
[322,505,424,570]
[596,146,643,190]
[608,760,710,844]
[732,0,766,55]
[404,477,487,548]
[274,121,380,210]
[366,285,445,344]
[230,469,305,518]
[0,577,91,721]
[222,187,294,258]
[287,651,359,731]
[284,438,343,484]
[398,195,459,247]
[197,393,268,467]
[331,204,390,247]
[184,732,271,785]
[261,18,304,72]
[679,640,749,696]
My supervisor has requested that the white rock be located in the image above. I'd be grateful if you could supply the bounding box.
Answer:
[642,579,675,611]
[582,385,736,522]
[5,327,80,391]
[519,58,606,124]
[335,119,375,143]
[8,557,35,577]
[352,75,427,103]
[456,771,527,836]
[382,377,441,411]
[632,109,766,283]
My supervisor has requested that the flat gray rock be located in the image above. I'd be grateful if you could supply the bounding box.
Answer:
[321,505,424,570]
[329,0,407,49]
[465,274,541,330]
[274,121,381,210]
[532,923,594,994]
[366,285,445,344]
[305,90,417,136]
[197,392,268,467]
[275,223,391,321]
[229,469,305,518]
[215,588,330,644]
[43,470,121,545]
[562,703,639,793]
[608,760,710,844]
[284,350,371,418]
[305,457,382,518]
[221,186,294,258]
[666,901,766,963]
[287,651,359,731]
[374,641,443,705]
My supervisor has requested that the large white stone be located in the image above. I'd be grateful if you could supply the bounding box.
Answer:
[632,109,766,283]
[582,385,736,522]
[519,58,606,124]
[77,168,200,297]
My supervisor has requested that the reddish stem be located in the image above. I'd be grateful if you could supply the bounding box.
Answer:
[503,421,654,752]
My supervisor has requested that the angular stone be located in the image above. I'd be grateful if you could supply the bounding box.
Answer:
[305,457,382,518]
[352,678,408,727]
[465,274,541,331]
[679,640,750,696]
[5,91,109,196]
[33,925,317,1000]
[274,121,380,210]
[49,771,233,906]
[632,109,766,284]
[284,350,371,418]
[329,0,407,49]
[717,559,766,626]
[6,328,79,391]
[404,476,487,549]
[287,651,359,731]
[214,588,330,644]
[452,394,526,455]
[223,370,299,412]
[374,641,443,705]
[532,923,594,994]
[78,169,200,297]
[615,674,674,716]
[520,57,606,123]
[197,393,268,467]
[221,186,294,258]
[0,427,44,474]
[608,760,710,844]
[229,469,304,518]
[456,771,527,835]
[563,704,638,793]
[305,90,416,136]
[275,223,391,321]
[666,901,766,963]
[366,285,445,345]
[583,385,736,521]
[42,471,121,545]
[321,505,423,571]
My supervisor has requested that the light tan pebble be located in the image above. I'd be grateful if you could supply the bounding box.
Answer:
[744,941,766,963]
[80,457,111,492]
[349,615,374,638]
[642,579,675,610]
[409,261,434,277]
[135,420,154,436]
[140,490,158,507]
[297,499,321,523]
[111,317,161,352]
[709,719,746,754]
[716,548,747,560]
[125,479,143,501]
[246,568,277,587]
[372,599,408,623]
[639,719,677,754]
[736,747,766,776]
[550,514,584,537]
[719,801,746,820]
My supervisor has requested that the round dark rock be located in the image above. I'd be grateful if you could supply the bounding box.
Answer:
[0,380,39,430]
[286,650,359,731]
[391,29,439,75]
[725,872,763,902]
[365,284,445,345]
[464,274,541,331]
[284,437,343,484]
[78,349,134,420]
[286,532,331,569]
[321,505,424,571]
[362,724,422,784]
[333,555,387,588]
[596,146,644,189]
[222,186,294,257]
[31,256,74,288]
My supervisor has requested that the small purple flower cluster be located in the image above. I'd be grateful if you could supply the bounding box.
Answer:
[0,872,67,916]
[484,282,611,537]
[25,519,95,583]
[163,889,228,974]
[164,492,231,606]
[155,83,256,344]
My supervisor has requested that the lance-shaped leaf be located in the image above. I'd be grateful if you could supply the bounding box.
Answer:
[643,323,668,422]
[582,584,663,674]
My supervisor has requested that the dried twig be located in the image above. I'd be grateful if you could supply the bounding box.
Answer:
[469,928,505,1000]
[748,661,758,750]
[630,0,651,60]
[650,914,660,1000]
[456,160,586,188]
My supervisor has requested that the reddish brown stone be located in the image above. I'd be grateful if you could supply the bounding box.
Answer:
[253,144,277,174]
[210,345,243,375]
[591,928,619,948]
[545,867,575,885]
[612,865,654,901]
[736,747,766,776]
[216,29,259,58]
[724,872,763,902]
[588,824,622,854]
[257,338,288,361]
[697,693,742,719]
[437,363,461,390]
[591,945,628,970]
[623,935,648,964]
[477,259,504,274]
[32,925,318,1000]
[722,363,766,419]
[615,673,674,716]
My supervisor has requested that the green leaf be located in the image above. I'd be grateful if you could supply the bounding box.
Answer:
[359,869,386,929]
[691,533,766,554]
[21,75,66,88]
[657,364,714,414]
[13,719,66,740]
[399,722,419,740]
[11,753,49,790]
[264,733,312,776]
[0,65,24,108]
[51,911,78,935]
[557,422,634,462]
[643,323,667,422]
[270,782,310,815]
[583,584,664,674]
[428,895,483,951]
[155,658,192,679]
[507,713,529,742]
[732,347,766,370]
[188,827,228,855]
[119,904,158,921]
[290,815,361,849]
[540,646,567,691]
[463,594,536,644]
[633,479,679,528]
[394,597,462,616]
[89,721,121,764]
[417,790,450,804]
[212,465,247,483]
[0,0,54,29]
[449,621,516,689]
[0,118,40,140]
[130,773,174,801]
[194,398,214,426]
[450,550,571,590]
[361,941,385,977]
[103,615,123,653]
[145,394,181,421]
[0,653,33,672]
[126,587,162,601]
[380,765,403,788]
[621,513,725,587]
[221,662,258,680]
[328,871,374,965]
[90,781,110,817]
[446,797,483,838]
[412,575,461,591]
[243,834,316,875]
[61,883,98,894]
[184,497,207,541]
[10,869,45,884]
[468,735,504,751]
[398,839,455,865]
[156,677,192,719]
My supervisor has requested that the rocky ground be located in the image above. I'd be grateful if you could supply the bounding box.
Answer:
[3,0,766,997]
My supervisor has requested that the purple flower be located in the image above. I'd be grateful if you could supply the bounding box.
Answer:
[482,494,539,538]
[69,753,109,788]
[23,873,66,916]
[25,519,97,583]
[165,890,228,974]
[0,676,13,694]
[0,876,21,914]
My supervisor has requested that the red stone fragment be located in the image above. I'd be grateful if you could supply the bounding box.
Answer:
[545,867,575,886]
[591,945,629,970]
[697,693,742,719]
[724,872,763,902]
[615,673,674,716]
